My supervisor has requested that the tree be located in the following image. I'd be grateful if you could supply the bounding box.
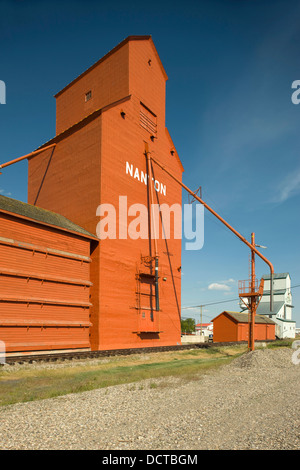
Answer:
[181,318,195,334]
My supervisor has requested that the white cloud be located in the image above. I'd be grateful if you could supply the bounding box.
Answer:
[221,278,235,284]
[273,168,300,203]
[208,278,236,292]
[0,189,12,197]
[208,283,231,291]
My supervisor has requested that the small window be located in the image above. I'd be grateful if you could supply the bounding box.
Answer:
[85,90,92,102]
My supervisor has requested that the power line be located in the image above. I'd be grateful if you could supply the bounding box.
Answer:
[181,314,212,321]
[181,283,300,311]
[182,297,239,310]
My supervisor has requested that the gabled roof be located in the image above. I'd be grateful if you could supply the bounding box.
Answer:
[54,35,168,98]
[212,311,275,325]
[262,289,286,296]
[33,95,131,153]
[275,317,296,324]
[0,195,97,240]
[262,273,290,280]
[253,301,284,316]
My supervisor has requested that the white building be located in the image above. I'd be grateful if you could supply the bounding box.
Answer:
[242,273,296,339]
[195,323,213,337]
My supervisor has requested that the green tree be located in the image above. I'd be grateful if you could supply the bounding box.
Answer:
[181,318,195,334]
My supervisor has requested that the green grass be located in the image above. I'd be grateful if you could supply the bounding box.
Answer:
[0,345,247,407]
[266,338,295,349]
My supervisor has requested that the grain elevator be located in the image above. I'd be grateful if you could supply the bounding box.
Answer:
[21,35,184,352]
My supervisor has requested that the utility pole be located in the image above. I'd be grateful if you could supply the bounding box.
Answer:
[238,232,265,351]
[200,305,203,336]
[249,232,256,351]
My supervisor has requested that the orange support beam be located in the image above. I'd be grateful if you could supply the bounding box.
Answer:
[0,144,56,172]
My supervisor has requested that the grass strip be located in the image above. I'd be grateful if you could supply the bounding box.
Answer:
[0,346,246,407]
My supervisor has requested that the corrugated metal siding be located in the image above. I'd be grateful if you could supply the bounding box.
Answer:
[0,213,93,353]
[0,211,91,255]
[0,241,90,279]
[2,327,90,353]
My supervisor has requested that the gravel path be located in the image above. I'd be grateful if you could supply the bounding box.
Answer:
[0,347,299,450]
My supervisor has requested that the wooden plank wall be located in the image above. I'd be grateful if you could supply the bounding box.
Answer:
[0,212,93,353]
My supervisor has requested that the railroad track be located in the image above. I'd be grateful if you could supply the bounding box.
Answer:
[1,341,252,366]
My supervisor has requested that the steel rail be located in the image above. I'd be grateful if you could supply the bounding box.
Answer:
[2,340,274,365]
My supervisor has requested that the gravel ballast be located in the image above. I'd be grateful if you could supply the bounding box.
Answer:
[0,347,299,450]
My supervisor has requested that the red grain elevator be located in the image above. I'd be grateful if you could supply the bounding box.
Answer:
[27,36,184,351]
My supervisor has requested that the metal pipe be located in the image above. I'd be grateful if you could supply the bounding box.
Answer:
[145,144,159,311]
[145,145,158,257]
[250,232,256,351]
[0,144,56,171]
[270,273,274,312]
[151,156,274,311]
[155,257,159,311]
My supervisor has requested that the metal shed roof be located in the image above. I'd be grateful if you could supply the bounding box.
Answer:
[256,301,285,315]
[262,289,286,296]
[212,311,276,324]
[262,273,290,280]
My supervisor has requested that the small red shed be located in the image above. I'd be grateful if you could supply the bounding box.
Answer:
[212,311,275,343]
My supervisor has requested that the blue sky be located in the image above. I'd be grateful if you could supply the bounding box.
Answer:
[1,0,299,326]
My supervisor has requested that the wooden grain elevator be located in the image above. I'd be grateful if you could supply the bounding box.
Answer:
[25,35,184,352]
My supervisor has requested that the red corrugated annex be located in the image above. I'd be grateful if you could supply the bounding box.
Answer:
[0,202,97,353]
